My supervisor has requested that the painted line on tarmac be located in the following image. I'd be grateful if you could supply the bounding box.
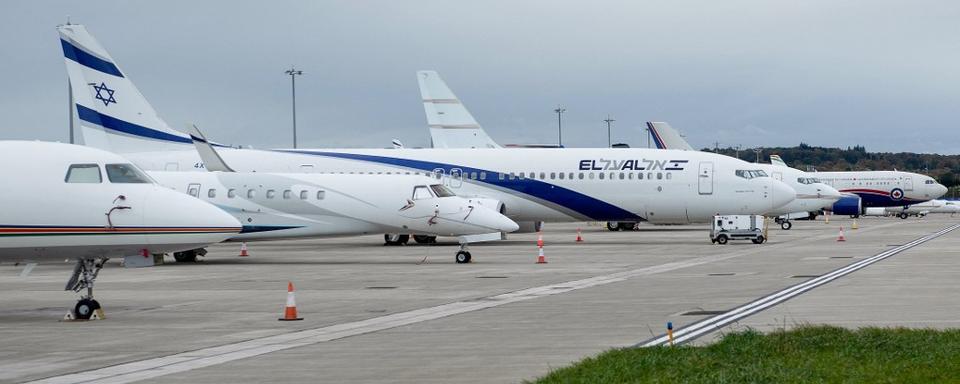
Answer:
[638,222,960,347]
[26,230,822,384]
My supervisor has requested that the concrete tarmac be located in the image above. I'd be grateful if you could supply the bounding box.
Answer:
[1,215,957,383]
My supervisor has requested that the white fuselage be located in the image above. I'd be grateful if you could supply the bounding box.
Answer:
[122,147,798,225]
[761,164,842,215]
[148,171,518,240]
[814,171,947,207]
[0,142,240,261]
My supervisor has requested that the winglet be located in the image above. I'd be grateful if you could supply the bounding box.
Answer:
[418,71,500,149]
[187,124,234,172]
[646,122,695,150]
[769,155,788,167]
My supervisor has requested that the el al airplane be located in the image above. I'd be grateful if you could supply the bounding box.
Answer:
[60,24,797,232]
[146,126,518,264]
[0,141,240,319]
[645,121,947,217]
[415,72,838,230]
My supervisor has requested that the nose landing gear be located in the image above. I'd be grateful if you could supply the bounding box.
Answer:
[64,257,108,320]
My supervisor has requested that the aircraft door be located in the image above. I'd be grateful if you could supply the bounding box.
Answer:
[698,162,714,195]
[187,183,201,198]
[449,168,463,188]
[772,171,783,181]
[904,176,914,191]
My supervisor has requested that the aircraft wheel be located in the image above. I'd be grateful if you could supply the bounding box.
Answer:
[455,251,472,264]
[173,250,197,263]
[781,221,792,230]
[716,235,728,245]
[752,235,765,244]
[899,213,909,220]
[413,235,437,244]
[618,222,636,231]
[606,222,619,231]
[74,298,100,320]
[384,234,410,246]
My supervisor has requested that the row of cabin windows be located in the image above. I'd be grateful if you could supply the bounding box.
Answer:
[498,171,672,181]
[191,187,325,201]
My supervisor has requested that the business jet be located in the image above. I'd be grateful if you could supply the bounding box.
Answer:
[59,24,798,235]
[864,199,960,219]
[0,141,240,319]
[146,126,518,264]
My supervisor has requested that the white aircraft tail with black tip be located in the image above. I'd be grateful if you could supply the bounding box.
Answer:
[418,71,500,149]
[59,24,193,153]
[769,155,789,167]
[187,124,234,172]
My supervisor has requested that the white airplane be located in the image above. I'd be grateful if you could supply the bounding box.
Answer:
[864,199,960,219]
[146,126,518,264]
[645,121,947,218]
[0,141,240,319]
[60,24,798,234]
[414,74,840,230]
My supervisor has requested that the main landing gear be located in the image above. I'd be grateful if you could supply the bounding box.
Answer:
[773,217,793,230]
[65,257,108,320]
[455,243,472,264]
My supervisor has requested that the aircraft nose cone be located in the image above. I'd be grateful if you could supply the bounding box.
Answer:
[478,207,519,233]
[770,179,796,211]
[935,184,948,198]
[819,184,843,201]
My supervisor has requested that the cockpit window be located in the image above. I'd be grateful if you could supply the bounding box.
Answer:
[925,179,936,185]
[105,163,152,183]
[430,184,456,197]
[796,177,821,185]
[412,185,433,200]
[65,164,102,183]
[735,170,768,179]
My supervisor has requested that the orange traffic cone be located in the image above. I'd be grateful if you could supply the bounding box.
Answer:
[239,242,250,257]
[837,226,846,242]
[536,246,547,264]
[536,231,544,247]
[575,228,584,243]
[278,282,304,321]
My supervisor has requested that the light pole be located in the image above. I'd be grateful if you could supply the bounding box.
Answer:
[603,115,615,148]
[754,148,762,163]
[554,106,566,147]
[284,66,303,148]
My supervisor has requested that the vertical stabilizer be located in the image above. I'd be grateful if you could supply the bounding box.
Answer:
[58,24,192,153]
[769,155,789,167]
[418,71,500,149]
[646,122,695,150]
[187,124,234,172]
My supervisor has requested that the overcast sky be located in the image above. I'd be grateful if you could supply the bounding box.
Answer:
[2,1,959,153]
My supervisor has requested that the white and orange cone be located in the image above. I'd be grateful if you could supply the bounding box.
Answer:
[575,228,584,243]
[239,242,250,257]
[536,231,544,248]
[837,226,846,242]
[536,245,548,264]
[278,281,304,321]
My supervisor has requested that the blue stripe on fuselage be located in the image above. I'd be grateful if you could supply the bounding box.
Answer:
[276,150,643,221]
[61,39,124,78]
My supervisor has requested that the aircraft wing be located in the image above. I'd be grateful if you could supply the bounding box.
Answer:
[646,122,695,150]
[186,124,234,172]
[418,71,500,149]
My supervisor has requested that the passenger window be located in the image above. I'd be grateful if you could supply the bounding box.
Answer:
[657,172,663,180]
[666,173,672,180]
[568,172,574,180]
[65,164,102,183]
[540,172,546,179]
[470,172,478,180]
[509,173,516,180]
[550,172,556,179]
[628,173,634,180]
[589,173,595,180]
[208,189,216,198]
[247,189,256,198]
[578,173,584,180]
[228,189,237,198]
[317,190,325,200]
[480,172,487,180]
[188,186,199,197]
[412,186,432,200]
[283,190,292,199]
[599,173,605,180]
[499,173,505,180]
[639,173,644,180]
[105,164,152,183]
[266,190,276,199]
[300,190,308,200]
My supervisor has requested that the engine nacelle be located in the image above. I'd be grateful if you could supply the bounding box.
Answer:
[831,195,862,216]
[863,207,888,216]
[514,221,543,233]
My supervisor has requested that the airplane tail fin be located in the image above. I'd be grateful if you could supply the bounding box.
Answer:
[187,124,234,172]
[418,71,499,149]
[769,155,788,167]
[646,122,695,150]
[59,24,192,153]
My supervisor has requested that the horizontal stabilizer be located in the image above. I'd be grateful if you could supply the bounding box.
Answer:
[418,71,500,149]
[646,122,694,150]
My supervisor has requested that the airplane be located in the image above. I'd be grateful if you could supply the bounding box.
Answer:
[645,121,947,218]
[0,141,240,319]
[414,74,840,230]
[60,24,798,235]
[863,199,960,219]
[145,126,519,264]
